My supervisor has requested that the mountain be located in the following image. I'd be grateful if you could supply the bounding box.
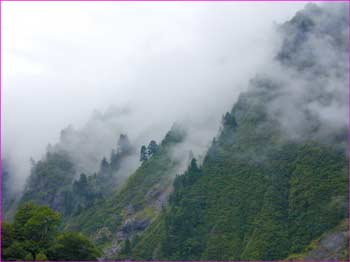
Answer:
[63,124,188,259]
[17,133,136,216]
[2,3,348,261]
[116,3,349,260]
[127,90,347,260]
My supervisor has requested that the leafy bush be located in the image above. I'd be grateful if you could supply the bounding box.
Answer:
[2,203,100,261]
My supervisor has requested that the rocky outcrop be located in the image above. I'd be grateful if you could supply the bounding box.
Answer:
[287,219,349,261]
[304,231,348,260]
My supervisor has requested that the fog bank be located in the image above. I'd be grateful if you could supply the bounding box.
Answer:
[2,2,308,190]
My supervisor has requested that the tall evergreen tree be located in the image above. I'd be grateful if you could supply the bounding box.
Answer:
[140,145,148,162]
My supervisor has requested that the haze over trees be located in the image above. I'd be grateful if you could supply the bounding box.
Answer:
[2,2,348,261]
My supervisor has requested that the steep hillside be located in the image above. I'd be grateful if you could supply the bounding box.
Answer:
[287,219,348,260]
[127,85,348,260]
[20,151,76,212]
[3,3,348,261]
[17,134,137,217]
[63,125,188,259]
[11,122,190,259]
[124,3,349,260]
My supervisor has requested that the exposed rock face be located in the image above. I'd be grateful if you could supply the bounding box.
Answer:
[121,218,150,234]
[102,217,151,259]
[102,184,172,259]
[146,185,170,208]
[285,219,349,261]
[304,231,348,260]
[94,227,113,243]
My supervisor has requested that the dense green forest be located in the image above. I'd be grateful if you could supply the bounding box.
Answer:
[2,3,348,261]
[125,85,348,260]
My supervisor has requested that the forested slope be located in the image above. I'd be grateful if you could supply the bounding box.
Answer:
[3,3,348,261]
[124,3,349,260]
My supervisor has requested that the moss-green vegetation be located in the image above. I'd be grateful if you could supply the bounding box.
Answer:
[126,81,348,260]
[1,203,100,261]
[286,219,349,260]
[63,125,186,254]
[20,151,76,212]
[5,5,348,260]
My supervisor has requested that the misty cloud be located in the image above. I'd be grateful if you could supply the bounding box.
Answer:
[263,3,348,141]
[3,2,315,190]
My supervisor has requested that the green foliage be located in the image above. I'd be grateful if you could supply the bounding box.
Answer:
[5,5,347,261]
[117,146,176,211]
[129,80,348,260]
[64,125,185,251]
[20,151,75,212]
[2,222,14,249]
[118,238,132,259]
[222,112,238,128]
[24,253,34,260]
[148,140,159,155]
[13,202,60,255]
[35,252,48,260]
[140,140,160,162]
[3,241,29,260]
[162,123,186,146]
[140,145,148,162]
[66,173,104,216]
[129,216,166,259]
[19,134,135,220]
[286,219,349,260]
[2,203,99,261]
[47,232,100,260]
[2,203,59,260]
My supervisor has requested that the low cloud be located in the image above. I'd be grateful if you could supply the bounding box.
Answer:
[3,2,318,191]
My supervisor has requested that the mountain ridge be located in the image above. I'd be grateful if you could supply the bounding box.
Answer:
[2,3,348,261]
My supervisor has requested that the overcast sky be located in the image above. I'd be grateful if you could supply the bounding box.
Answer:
[2,2,309,185]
